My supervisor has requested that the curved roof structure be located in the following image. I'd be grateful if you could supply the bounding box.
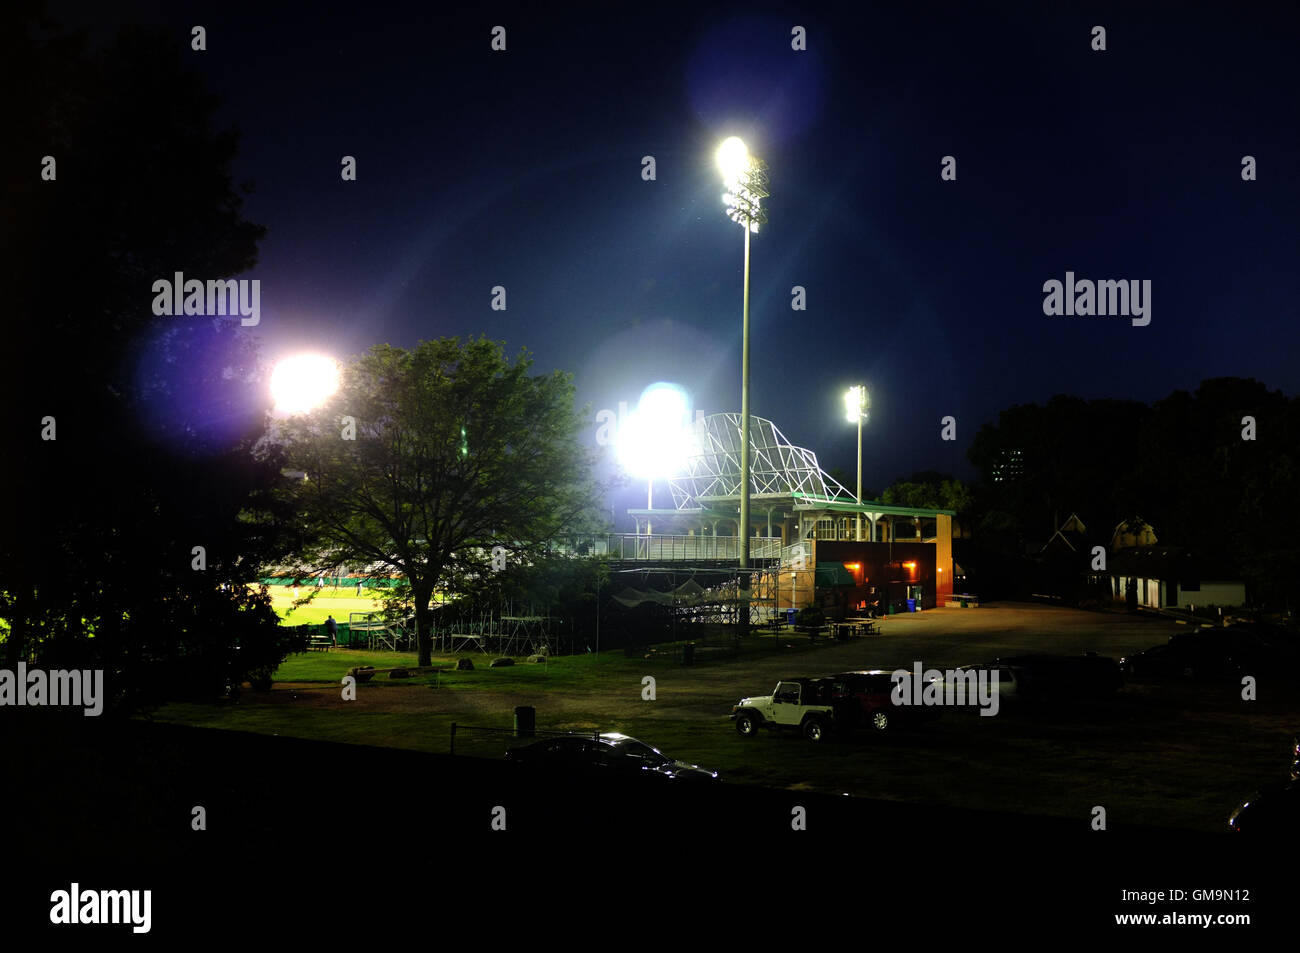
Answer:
[666,413,855,510]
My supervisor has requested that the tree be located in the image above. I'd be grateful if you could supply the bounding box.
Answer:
[273,338,604,666]
[881,470,972,515]
[0,18,290,709]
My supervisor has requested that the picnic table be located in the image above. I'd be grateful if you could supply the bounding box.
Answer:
[832,619,880,638]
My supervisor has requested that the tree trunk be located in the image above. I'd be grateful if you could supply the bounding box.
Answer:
[413,585,433,667]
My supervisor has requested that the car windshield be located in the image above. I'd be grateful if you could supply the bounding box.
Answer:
[610,739,668,764]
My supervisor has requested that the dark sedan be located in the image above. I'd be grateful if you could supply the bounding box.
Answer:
[1229,780,1300,832]
[1120,630,1284,680]
[993,653,1123,698]
[505,732,719,780]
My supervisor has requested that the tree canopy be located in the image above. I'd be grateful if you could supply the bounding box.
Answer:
[272,337,605,665]
[964,379,1300,609]
[1,19,291,708]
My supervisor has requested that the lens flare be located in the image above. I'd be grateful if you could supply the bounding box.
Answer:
[616,383,694,480]
[270,354,339,414]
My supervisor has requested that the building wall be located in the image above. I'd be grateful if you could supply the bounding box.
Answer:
[1174,581,1245,608]
[815,540,938,610]
[935,514,954,603]
[1112,576,1245,609]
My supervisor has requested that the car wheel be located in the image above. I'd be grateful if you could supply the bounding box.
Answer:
[803,717,828,742]
[735,712,760,736]
[870,710,889,731]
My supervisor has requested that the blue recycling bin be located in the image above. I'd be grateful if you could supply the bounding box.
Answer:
[906,598,916,613]
[786,608,797,624]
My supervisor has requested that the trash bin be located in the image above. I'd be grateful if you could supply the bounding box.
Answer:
[886,604,895,615]
[786,608,797,625]
[514,705,535,738]
[907,598,916,613]
[682,643,695,665]
[960,598,968,608]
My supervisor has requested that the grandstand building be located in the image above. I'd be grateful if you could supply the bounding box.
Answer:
[624,413,955,613]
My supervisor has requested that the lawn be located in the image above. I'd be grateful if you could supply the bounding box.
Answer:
[151,603,1300,832]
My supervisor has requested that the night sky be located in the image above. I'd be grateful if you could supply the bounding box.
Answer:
[51,1,1300,518]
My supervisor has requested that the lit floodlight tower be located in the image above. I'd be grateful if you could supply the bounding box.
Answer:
[844,385,871,540]
[716,137,769,633]
[615,383,693,535]
[270,353,340,415]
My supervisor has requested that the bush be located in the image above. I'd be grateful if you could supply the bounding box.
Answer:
[796,607,825,627]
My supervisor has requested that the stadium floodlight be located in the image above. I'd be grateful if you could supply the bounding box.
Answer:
[716,136,770,633]
[716,137,769,234]
[615,383,693,533]
[844,385,870,540]
[270,353,340,415]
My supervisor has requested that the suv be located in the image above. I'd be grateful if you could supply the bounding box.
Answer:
[731,673,928,741]
[830,670,940,730]
[731,678,845,742]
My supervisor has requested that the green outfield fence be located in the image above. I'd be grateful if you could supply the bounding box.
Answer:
[287,621,369,648]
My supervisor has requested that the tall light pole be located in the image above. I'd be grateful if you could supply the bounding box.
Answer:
[717,137,769,634]
[844,385,870,540]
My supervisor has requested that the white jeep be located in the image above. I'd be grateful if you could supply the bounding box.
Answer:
[731,678,840,742]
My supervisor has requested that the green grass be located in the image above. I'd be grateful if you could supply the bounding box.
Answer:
[155,701,457,752]
[152,603,1300,832]
[274,650,421,681]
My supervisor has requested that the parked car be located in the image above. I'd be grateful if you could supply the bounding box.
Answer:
[731,677,842,741]
[830,670,942,730]
[731,672,936,740]
[1229,780,1300,832]
[993,653,1123,698]
[937,663,1026,703]
[1120,630,1284,681]
[505,732,718,780]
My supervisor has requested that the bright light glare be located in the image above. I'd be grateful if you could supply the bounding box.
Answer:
[844,385,868,423]
[616,383,693,480]
[716,137,749,184]
[271,354,339,414]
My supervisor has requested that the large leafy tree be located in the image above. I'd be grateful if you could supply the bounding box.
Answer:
[273,338,604,666]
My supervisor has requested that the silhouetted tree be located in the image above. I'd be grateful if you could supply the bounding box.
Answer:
[1,18,291,708]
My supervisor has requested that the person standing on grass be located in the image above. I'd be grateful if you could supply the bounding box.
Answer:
[325,614,338,646]
[356,579,363,596]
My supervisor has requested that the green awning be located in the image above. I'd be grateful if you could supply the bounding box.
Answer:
[815,563,857,588]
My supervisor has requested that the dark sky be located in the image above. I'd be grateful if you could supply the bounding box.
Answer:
[50,0,1300,521]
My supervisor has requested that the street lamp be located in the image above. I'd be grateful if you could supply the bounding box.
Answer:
[844,385,870,540]
[717,136,769,633]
